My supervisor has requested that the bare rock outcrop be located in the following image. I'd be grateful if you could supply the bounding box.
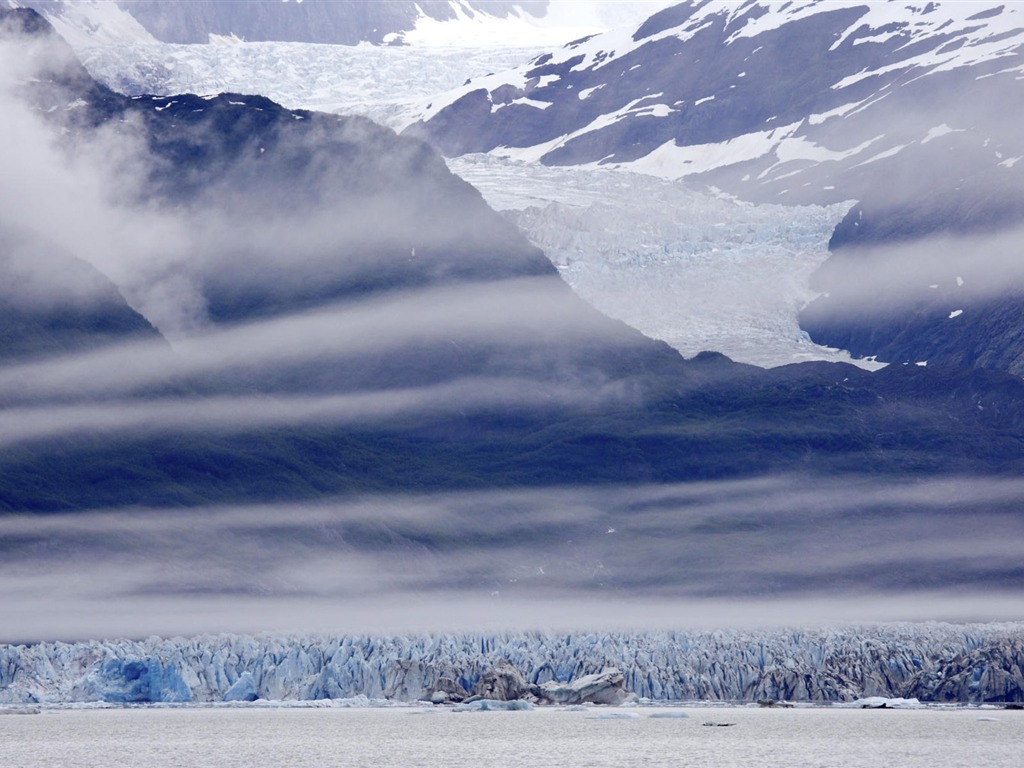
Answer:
[420,676,471,704]
[470,660,533,702]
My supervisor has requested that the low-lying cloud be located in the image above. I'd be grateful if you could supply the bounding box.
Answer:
[811,224,1024,314]
[0,374,631,448]
[3,475,1023,641]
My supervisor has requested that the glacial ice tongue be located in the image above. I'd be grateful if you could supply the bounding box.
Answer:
[2,623,1022,706]
[449,155,870,368]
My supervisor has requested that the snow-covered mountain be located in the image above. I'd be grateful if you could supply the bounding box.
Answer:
[405,0,1024,375]
[3,624,1022,704]
[19,4,1024,514]
[38,0,1024,373]
[407,0,1024,202]
[12,1,675,46]
[31,5,864,367]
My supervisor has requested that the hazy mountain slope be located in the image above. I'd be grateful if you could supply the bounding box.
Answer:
[0,9,160,361]
[4,6,1024,518]
[0,230,162,362]
[45,15,863,369]
[6,8,1024,641]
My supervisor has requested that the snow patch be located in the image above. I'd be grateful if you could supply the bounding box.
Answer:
[922,124,963,144]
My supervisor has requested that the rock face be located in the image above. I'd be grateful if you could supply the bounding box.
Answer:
[471,660,533,702]
[801,203,1024,376]
[0,231,162,362]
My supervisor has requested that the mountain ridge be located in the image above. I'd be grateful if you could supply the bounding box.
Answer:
[405,0,1024,376]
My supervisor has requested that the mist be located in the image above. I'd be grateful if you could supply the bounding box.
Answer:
[808,224,1024,310]
[3,475,1023,641]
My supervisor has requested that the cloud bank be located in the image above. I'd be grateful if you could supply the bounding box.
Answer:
[3,475,1023,641]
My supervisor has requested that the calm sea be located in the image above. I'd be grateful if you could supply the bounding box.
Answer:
[1,705,1020,767]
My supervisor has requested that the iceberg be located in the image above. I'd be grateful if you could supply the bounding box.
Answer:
[537,668,635,706]
[453,699,534,712]
[846,697,923,709]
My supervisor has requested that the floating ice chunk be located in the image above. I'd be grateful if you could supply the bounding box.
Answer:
[454,699,534,712]
[538,668,634,705]
[648,710,690,718]
[586,711,640,719]
[846,697,923,709]
[949,309,963,318]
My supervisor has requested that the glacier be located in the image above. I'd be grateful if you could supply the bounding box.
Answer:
[448,155,867,367]
[2,624,1022,706]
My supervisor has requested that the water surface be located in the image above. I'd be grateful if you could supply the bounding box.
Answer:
[2,705,1020,767]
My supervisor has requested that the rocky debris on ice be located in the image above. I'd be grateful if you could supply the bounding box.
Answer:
[470,659,533,702]
[462,660,633,706]
[420,676,471,705]
[904,639,1024,703]
[537,668,635,706]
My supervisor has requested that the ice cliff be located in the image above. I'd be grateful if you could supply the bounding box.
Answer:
[2,623,1021,705]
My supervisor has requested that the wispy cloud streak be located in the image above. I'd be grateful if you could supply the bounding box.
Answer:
[2,475,1023,641]
[0,373,629,448]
